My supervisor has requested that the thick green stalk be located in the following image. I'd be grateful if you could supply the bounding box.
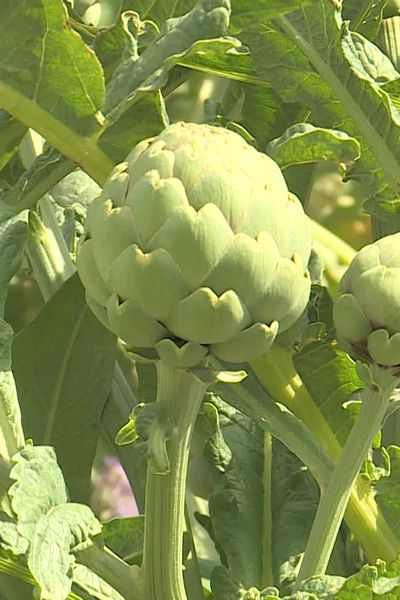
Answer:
[0,82,113,185]
[0,557,80,599]
[251,346,400,563]
[143,362,208,600]
[77,544,144,599]
[296,369,396,582]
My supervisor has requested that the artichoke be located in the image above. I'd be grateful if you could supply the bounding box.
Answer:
[333,232,400,368]
[77,122,312,367]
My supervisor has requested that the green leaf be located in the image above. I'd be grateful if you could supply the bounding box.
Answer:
[208,405,263,589]
[0,520,29,555]
[180,38,260,85]
[0,0,104,135]
[293,340,363,446]
[243,1,400,210]
[121,0,196,25]
[343,0,386,39]
[271,441,318,585]
[267,124,361,169]
[229,0,312,34]
[115,414,140,446]
[197,400,232,473]
[0,213,27,315]
[12,275,116,502]
[94,10,141,83]
[49,168,101,210]
[210,565,262,599]
[104,0,230,121]
[9,445,68,541]
[28,503,101,600]
[375,445,400,538]
[333,564,400,598]
[239,85,301,148]
[296,574,345,598]
[136,363,157,404]
[99,90,167,163]
[0,111,26,173]
[213,367,333,491]
[72,563,124,600]
[101,516,144,563]
[0,212,27,461]
[0,1,114,183]
[1,148,76,213]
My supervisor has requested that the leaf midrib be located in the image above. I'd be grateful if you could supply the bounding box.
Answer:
[42,306,87,444]
[277,12,400,192]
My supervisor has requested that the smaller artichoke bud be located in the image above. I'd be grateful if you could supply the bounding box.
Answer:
[333,233,400,369]
[77,122,312,368]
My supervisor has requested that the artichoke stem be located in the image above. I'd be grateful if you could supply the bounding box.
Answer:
[296,367,397,584]
[252,345,400,563]
[143,362,208,600]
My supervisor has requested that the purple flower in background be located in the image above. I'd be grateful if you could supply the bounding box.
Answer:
[92,456,138,520]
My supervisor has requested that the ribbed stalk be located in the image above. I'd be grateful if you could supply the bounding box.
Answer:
[143,363,208,600]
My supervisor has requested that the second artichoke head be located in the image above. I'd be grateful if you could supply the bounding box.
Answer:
[77,122,312,368]
[333,232,400,370]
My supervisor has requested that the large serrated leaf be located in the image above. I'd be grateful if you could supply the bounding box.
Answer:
[267,123,360,169]
[28,503,101,600]
[9,445,68,542]
[0,520,29,555]
[208,407,263,589]
[12,274,116,502]
[0,0,104,136]
[243,1,400,212]
[0,1,114,183]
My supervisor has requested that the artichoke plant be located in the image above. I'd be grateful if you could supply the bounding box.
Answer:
[77,122,312,368]
[333,232,400,369]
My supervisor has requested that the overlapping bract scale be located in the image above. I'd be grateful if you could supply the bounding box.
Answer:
[77,122,312,367]
[333,232,400,367]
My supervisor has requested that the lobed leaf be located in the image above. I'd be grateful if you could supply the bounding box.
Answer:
[267,124,360,169]
[28,503,101,600]
[243,0,400,212]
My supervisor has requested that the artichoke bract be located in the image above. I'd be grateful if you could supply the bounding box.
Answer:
[77,122,312,367]
[333,233,400,368]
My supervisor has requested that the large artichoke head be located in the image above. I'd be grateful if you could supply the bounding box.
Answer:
[333,233,400,369]
[77,122,312,368]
